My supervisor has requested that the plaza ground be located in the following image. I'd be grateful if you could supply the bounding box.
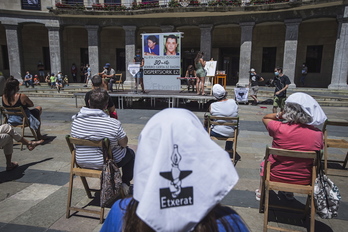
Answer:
[0,87,348,232]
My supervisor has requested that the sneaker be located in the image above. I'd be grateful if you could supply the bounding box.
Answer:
[122,183,130,196]
[279,191,294,200]
[255,189,261,201]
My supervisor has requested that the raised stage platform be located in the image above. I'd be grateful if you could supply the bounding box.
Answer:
[74,90,216,109]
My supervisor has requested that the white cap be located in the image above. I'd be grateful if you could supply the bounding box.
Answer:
[250,68,255,72]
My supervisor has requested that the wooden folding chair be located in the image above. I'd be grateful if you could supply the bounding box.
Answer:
[0,106,38,150]
[114,74,124,91]
[322,119,348,174]
[65,135,112,223]
[207,115,239,164]
[259,147,319,232]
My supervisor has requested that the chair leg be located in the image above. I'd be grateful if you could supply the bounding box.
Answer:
[80,176,93,198]
[100,206,105,223]
[66,173,74,218]
[263,184,270,232]
[259,181,265,213]
[21,126,25,151]
[324,145,328,174]
[342,151,348,169]
[310,193,315,232]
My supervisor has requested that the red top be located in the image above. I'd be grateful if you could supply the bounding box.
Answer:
[267,120,323,185]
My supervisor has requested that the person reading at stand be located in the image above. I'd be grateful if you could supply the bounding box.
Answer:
[0,124,43,171]
[2,77,45,140]
[255,92,326,201]
[101,108,250,232]
[185,65,197,92]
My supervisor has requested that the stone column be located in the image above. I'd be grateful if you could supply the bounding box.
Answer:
[238,22,255,87]
[47,26,62,76]
[85,25,100,76]
[329,10,348,89]
[3,24,23,80]
[199,24,213,60]
[283,18,301,88]
[123,25,137,86]
[160,25,174,33]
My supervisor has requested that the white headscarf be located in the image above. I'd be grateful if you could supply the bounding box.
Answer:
[285,92,327,125]
[134,108,239,232]
[212,84,226,99]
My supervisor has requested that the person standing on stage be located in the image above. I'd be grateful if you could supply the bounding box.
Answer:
[194,51,206,95]
[133,49,145,93]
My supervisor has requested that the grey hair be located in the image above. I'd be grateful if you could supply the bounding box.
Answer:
[282,102,313,124]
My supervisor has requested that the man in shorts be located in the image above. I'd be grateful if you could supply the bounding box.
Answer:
[249,68,264,105]
[272,67,291,113]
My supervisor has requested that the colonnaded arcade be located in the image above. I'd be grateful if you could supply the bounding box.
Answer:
[0,0,348,89]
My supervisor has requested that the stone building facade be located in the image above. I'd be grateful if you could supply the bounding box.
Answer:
[0,0,347,89]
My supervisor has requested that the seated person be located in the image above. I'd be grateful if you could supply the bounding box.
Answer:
[2,77,44,139]
[33,75,40,86]
[71,88,134,193]
[185,65,196,92]
[101,108,250,232]
[85,75,118,119]
[207,84,238,151]
[255,92,326,201]
[0,124,43,171]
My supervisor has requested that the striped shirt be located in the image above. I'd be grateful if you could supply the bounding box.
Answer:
[71,107,127,170]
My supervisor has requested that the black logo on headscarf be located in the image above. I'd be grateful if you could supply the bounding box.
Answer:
[159,144,193,209]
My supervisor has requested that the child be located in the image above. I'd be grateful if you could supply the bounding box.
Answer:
[50,73,56,89]
[56,71,63,93]
[33,75,41,86]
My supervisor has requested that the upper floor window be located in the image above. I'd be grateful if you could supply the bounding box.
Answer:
[22,0,41,10]
[105,0,122,4]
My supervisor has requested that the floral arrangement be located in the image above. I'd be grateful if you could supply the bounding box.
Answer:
[208,0,240,6]
[132,1,159,10]
[168,0,181,7]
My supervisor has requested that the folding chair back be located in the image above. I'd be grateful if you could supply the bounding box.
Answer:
[65,135,112,223]
[207,115,239,163]
[259,147,319,232]
[0,106,38,150]
[322,119,348,174]
[114,74,124,91]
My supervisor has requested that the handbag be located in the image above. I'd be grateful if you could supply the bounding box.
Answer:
[100,144,123,207]
[313,165,341,219]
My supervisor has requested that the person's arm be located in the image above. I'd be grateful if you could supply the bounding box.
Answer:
[118,136,128,148]
[275,84,289,96]
[20,94,34,107]
[259,76,264,82]
[185,70,189,77]
[140,58,144,67]
[262,112,283,127]
[200,58,206,67]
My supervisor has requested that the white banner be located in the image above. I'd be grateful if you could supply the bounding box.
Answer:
[142,33,182,91]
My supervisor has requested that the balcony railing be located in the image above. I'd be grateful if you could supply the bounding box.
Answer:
[54,0,292,12]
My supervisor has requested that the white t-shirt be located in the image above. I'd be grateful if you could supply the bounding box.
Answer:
[210,99,238,137]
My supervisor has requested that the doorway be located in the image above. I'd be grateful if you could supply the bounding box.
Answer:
[219,47,240,85]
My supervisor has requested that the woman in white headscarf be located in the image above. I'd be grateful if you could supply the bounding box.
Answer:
[208,84,238,151]
[255,92,327,201]
[101,108,249,232]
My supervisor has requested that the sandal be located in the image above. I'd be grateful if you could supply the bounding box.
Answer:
[27,140,44,151]
[255,189,261,201]
[6,162,19,172]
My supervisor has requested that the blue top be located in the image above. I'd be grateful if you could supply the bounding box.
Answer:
[144,45,159,56]
[100,198,250,232]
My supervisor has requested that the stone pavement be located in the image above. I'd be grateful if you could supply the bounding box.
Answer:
[0,95,348,232]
